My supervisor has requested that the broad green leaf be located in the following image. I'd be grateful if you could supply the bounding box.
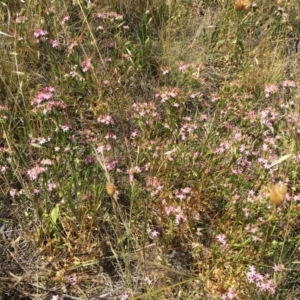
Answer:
[50,205,59,225]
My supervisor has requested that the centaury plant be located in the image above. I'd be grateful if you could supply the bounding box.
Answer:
[0,1,300,300]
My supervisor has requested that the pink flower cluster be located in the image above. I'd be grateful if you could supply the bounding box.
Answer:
[146,176,163,197]
[128,166,142,182]
[247,266,276,294]
[282,80,296,88]
[16,15,28,23]
[49,39,59,48]
[33,28,61,48]
[0,105,9,122]
[94,11,123,21]
[31,87,66,114]
[132,101,160,125]
[68,67,84,82]
[104,132,117,140]
[177,62,201,74]
[32,87,55,105]
[0,105,8,111]
[61,15,70,25]
[66,275,78,286]
[221,288,237,299]
[33,29,49,42]
[216,233,227,249]
[155,87,178,103]
[179,117,198,140]
[81,58,92,72]
[27,164,47,180]
[264,84,278,98]
[264,80,296,98]
[147,227,159,238]
[173,187,192,200]
[164,203,186,224]
[97,115,114,125]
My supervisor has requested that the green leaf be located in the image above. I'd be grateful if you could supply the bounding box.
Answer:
[50,204,59,225]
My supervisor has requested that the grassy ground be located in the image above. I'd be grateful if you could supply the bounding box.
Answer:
[1,0,300,299]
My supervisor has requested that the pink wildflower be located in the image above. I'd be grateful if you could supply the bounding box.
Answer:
[273,264,284,272]
[94,12,106,19]
[97,115,114,125]
[264,84,278,98]
[49,39,59,48]
[61,15,70,25]
[32,87,55,105]
[81,58,92,72]
[16,16,28,23]
[1,165,8,173]
[60,124,71,132]
[211,93,219,102]
[145,275,153,285]
[41,159,53,165]
[104,133,117,140]
[282,80,296,88]
[146,176,163,196]
[147,228,160,238]
[128,166,142,182]
[9,189,17,198]
[179,64,187,72]
[247,265,277,294]
[34,29,49,42]
[67,38,79,50]
[47,181,57,192]
[27,164,47,180]
[174,207,186,224]
[121,294,129,300]
[216,234,227,248]
[181,187,192,194]
[222,288,237,299]
[294,194,300,201]
[66,275,77,286]
[130,130,138,138]
[164,205,187,224]
[34,29,49,38]
[164,148,176,161]
[165,205,174,215]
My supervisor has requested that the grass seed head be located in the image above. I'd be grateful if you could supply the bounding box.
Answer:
[106,182,116,196]
[269,183,287,206]
[234,0,251,11]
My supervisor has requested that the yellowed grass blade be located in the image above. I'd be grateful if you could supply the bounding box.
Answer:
[269,154,293,168]
[0,30,13,38]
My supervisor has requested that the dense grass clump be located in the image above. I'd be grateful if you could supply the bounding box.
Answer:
[1,0,300,299]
